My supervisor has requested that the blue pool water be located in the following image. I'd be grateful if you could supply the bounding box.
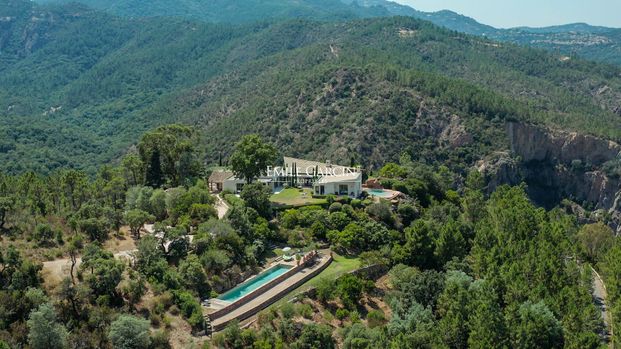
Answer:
[366,189,394,198]
[218,264,292,302]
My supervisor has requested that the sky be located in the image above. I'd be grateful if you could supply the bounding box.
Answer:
[392,0,621,28]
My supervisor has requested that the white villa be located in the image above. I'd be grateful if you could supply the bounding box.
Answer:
[208,156,363,197]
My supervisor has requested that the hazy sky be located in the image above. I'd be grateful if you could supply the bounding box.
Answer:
[392,0,621,28]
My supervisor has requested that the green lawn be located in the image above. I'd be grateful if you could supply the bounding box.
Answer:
[270,188,327,207]
[269,253,361,307]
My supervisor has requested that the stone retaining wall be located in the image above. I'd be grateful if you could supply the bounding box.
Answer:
[212,254,333,331]
[293,263,388,301]
[209,251,320,321]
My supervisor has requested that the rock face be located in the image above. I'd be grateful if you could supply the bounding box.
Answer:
[482,122,621,231]
[507,122,621,166]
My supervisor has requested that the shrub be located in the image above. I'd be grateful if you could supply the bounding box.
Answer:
[281,303,296,319]
[297,303,314,319]
[328,202,343,213]
[335,308,349,320]
[366,310,386,328]
[316,278,336,302]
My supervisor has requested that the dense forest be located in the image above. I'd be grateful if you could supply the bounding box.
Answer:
[0,126,619,348]
[34,0,621,67]
[1,0,621,175]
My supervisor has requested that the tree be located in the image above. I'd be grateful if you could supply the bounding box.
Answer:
[80,244,124,297]
[27,303,68,349]
[437,271,472,349]
[78,217,109,242]
[149,189,168,220]
[378,162,408,178]
[188,203,217,225]
[337,274,371,310]
[179,254,210,298]
[139,125,202,187]
[135,235,168,281]
[511,301,563,349]
[33,223,55,245]
[467,280,508,349]
[122,153,144,186]
[389,265,445,311]
[125,209,154,238]
[577,222,614,263]
[145,148,164,188]
[0,196,14,231]
[434,220,467,267]
[229,134,277,184]
[67,235,84,284]
[240,182,272,218]
[108,315,151,349]
[293,324,335,349]
[403,220,436,269]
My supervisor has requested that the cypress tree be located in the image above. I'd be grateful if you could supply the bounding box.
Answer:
[145,148,164,188]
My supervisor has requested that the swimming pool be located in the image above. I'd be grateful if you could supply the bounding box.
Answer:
[218,264,292,302]
[365,189,395,198]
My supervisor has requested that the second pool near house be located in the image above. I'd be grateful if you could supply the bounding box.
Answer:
[365,188,395,198]
[218,264,292,303]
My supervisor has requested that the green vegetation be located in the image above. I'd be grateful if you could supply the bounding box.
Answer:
[0,127,612,348]
[2,1,621,347]
[270,188,327,207]
[3,1,621,175]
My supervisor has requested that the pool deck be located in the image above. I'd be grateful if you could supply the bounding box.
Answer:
[207,253,332,331]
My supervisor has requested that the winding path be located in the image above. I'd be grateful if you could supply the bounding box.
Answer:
[215,194,230,219]
[592,266,614,348]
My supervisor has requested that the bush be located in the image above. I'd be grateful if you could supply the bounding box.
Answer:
[365,201,394,225]
[316,278,336,303]
[366,310,386,328]
[172,290,204,330]
[326,195,336,204]
[297,303,314,319]
[281,303,296,319]
[328,202,343,213]
[335,308,349,320]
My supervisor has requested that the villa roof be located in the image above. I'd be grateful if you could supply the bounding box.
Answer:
[315,172,362,184]
[208,170,234,183]
[283,156,357,175]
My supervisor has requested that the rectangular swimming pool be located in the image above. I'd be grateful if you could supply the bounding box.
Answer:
[218,264,292,303]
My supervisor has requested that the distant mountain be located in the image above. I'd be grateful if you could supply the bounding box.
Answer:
[34,0,621,66]
[3,0,621,174]
[33,0,391,23]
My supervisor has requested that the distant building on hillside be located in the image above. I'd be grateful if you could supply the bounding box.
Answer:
[208,156,362,197]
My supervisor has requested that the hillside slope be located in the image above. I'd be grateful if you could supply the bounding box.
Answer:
[2,1,621,174]
[33,0,621,66]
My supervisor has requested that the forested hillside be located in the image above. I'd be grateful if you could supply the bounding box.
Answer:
[0,128,615,348]
[32,0,392,23]
[2,0,621,175]
[35,0,621,66]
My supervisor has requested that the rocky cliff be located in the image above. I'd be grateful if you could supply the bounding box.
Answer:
[507,122,621,167]
[481,121,621,231]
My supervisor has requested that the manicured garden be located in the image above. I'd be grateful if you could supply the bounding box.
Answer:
[270,253,361,306]
[270,188,327,207]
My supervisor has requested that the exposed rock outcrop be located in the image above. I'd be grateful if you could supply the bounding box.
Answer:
[481,121,621,232]
[507,122,621,166]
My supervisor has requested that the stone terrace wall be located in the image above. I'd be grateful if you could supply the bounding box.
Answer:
[212,254,333,331]
[209,251,320,321]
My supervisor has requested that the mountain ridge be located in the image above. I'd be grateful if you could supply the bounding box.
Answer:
[32,0,621,66]
[3,0,621,175]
